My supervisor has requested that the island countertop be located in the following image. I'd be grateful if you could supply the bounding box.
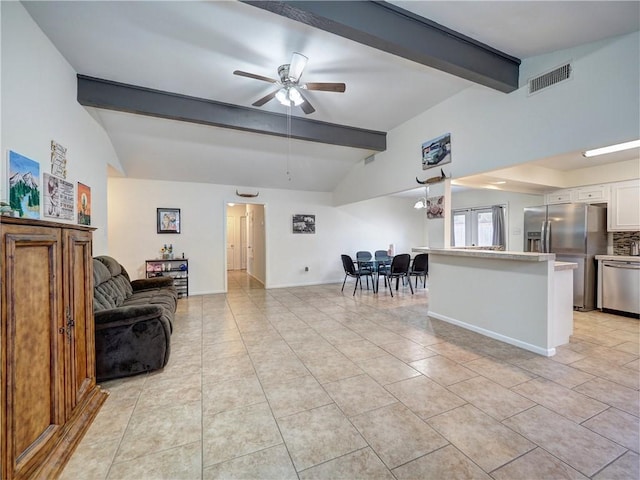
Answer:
[595,255,640,262]
[412,247,555,262]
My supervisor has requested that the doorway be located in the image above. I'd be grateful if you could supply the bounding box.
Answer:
[225,202,266,290]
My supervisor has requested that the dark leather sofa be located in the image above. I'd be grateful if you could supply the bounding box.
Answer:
[93,255,177,381]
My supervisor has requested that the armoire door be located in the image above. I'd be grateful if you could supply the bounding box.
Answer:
[63,228,95,416]
[1,223,66,480]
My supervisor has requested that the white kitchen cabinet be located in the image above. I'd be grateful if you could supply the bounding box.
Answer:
[545,189,573,204]
[608,179,640,231]
[545,185,609,205]
[573,184,609,203]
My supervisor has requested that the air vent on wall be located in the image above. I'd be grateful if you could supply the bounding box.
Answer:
[528,63,572,95]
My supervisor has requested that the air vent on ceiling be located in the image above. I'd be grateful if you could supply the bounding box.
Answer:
[364,154,376,165]
[528,63,572,95]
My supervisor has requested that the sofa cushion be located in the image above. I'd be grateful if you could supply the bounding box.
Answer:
[124,289,175,310]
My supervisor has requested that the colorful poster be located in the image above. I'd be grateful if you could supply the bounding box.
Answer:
[77,182,91,225]
[44,173,74,220]
[8,150,40,219]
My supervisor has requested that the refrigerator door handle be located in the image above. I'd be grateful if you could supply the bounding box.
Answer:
[544,220,551,253]
[540,221,547,253]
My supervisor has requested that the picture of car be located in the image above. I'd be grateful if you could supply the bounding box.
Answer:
[422,135,451,169]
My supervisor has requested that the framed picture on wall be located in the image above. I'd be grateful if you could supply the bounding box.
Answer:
[427,195,445,219]
[8,150,40,219]
[292,214,315,234]
[157,208,181,234]
[77,182,91,225]
[422,133,452,170]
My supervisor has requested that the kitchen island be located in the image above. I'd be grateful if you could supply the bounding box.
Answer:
[413,247,577,356]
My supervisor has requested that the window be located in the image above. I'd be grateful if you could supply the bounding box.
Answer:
[452,205,506,247]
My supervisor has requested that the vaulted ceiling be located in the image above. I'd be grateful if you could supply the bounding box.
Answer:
[23,1,640,193]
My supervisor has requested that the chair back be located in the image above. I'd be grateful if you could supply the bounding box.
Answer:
[374,250,389,260]
[411,253,429,273]
[356,251,372,262]
[390,253,411,274]
[341,254,356,275]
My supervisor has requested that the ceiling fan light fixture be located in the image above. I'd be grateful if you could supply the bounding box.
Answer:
[289,87,303,106]
[275,88,288,105]
[276,86,304,107]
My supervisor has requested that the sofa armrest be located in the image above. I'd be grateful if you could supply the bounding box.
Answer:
[131,276,174,291]
[94,304,164,329]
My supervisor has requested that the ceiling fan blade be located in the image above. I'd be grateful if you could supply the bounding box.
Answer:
[288,52,308,82]
[297,90,316,114]
[252,90,278,107]
[233,70,277,84]
[304,82,346,93]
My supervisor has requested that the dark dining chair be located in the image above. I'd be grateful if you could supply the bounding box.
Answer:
[341,254,374,295]
[377,253,413,297]
[409,253,429,288]
[375,250,391,287]
[356,251,373,288]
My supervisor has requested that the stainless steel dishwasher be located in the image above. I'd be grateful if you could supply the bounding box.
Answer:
[602,260,640,317]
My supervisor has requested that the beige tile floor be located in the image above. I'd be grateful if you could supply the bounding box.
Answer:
[62,271,639,479]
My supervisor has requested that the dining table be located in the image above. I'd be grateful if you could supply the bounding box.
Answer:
[357,256,392,293]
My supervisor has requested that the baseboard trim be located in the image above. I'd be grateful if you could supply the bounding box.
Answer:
[428,311,555,357]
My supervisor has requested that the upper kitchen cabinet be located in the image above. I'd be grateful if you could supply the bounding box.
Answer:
[608,179,640,231]
[545,185,610,205]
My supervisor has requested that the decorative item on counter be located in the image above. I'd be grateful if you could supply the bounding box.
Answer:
[161,244,174,259]
[0,201,16,216]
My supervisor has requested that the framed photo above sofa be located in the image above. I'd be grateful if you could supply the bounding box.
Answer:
[157,207,181,234]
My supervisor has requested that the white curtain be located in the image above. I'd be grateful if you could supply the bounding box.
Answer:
[492,205,506,249]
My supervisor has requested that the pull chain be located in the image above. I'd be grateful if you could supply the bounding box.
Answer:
[286,106,292,181]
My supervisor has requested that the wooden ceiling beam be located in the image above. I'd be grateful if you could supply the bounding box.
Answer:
[76,75,387,151]
[243,0,520,93]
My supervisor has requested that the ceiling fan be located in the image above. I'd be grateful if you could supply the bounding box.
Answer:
[233,52,346,114]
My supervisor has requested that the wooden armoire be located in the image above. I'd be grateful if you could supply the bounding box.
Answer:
[1,217,107,480]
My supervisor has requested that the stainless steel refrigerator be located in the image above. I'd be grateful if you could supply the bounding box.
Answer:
[524,203,607,311]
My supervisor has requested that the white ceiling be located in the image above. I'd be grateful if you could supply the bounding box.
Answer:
[23,1,640,194]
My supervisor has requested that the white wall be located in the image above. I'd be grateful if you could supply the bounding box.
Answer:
[1,3,121,253]
[334,32,640,205]
[108,177,426,293]
[451,189,545,251]
[247,203,266,284]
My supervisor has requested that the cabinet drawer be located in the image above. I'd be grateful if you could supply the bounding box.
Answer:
[575,187,608,202]
[546,192,572,204]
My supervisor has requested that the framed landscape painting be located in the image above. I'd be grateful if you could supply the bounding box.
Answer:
[8,150,40,219]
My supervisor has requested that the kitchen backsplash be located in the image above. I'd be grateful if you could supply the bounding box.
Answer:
[613,231,640,255]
